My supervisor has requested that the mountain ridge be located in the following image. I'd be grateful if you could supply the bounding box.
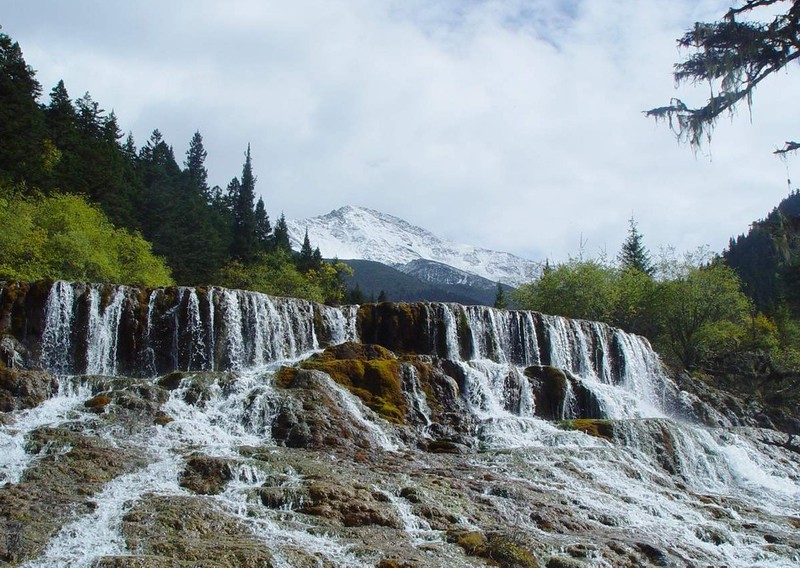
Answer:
[287,205,541,287]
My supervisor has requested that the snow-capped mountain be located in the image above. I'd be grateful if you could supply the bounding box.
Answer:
[286,205,541,286]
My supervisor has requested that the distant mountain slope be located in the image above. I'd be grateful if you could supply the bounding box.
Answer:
[724,190,800,315]
[341,259,499,305]
[287,206,541,287]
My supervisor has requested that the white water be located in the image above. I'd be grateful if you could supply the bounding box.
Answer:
[10,282,800,566]
[0,377,94,486]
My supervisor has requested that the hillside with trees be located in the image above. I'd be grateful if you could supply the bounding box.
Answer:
[0,30,348,303]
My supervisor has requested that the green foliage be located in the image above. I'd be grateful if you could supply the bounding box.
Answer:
[215,249,350,305]
[514,259,618,322]
[0,191,173,286]
[515,245,754,370]
[656,261,750,369]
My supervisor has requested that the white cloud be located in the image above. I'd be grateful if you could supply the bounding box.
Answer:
[4,0,798,265]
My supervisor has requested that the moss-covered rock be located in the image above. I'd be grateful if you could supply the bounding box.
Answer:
[299,343,408,424]
[120,495,274,567]
[449,530,540,567]
[559,419,615,441]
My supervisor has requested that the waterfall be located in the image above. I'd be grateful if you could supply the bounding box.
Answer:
[40,281,76,374]
[34,282,678,421]
[85,286,126,376]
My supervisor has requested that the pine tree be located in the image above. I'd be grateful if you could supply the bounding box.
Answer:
[0,32,46,184]
[618,217,654,275]
[297,229,316,272]
[494,283,508,309]
[45,80,77,148]
[254,197,271,251]
[184,131,209,199]
[231,145,257,262]
[273,213,292,253]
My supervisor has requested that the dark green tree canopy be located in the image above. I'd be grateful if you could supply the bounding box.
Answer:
[646,0,800,154]
[231,145,257,261]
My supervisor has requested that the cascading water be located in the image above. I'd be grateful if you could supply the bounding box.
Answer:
[40,281,75,375]
[4,281,800,567]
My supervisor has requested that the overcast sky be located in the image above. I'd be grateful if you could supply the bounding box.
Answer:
[3,0,799,263]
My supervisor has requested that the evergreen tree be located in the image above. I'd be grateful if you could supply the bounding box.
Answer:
[185,131,209,199]
[44,80,77,148]
[347,283,365,304]
[273,213,292,253]
[297,229,316,272]
[0,32,46,185]
[254,197,271,251]
[75,92,103,137]
[494,283,508,309]
[618,217,654,275]
[378,290,388,303]
[224,177,240,212]
[647,1,800,154]
[231,145,257,262]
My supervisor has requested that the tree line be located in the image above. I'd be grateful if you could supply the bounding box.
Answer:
[514,217,800,374]
[0,30,348,303]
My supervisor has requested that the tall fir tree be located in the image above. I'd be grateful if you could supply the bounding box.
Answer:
[618,217,654,275]
[185,131,209,199]
[297,229,316,272]
[273,213,292,253]
[231,145,257,262]
[254,196,271,252]
[0,32,46,185]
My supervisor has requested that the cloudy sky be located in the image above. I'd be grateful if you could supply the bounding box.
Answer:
[4,0,798,263]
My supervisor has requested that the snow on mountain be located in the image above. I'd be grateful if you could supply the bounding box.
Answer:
[286,205,541,286]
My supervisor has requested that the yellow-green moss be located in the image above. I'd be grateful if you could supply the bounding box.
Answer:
[449,531,539,567]
[299,355,407,424]
[560,419,615,441]
[275,367,299,389]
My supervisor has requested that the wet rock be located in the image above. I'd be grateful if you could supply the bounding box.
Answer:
[0,426,146,565]
[559,419,615,441]
[525,366,569,420]
[298,481,402,528]
[298,345,408,424]
[120,494,274,567]
[0,365,58,412]
[271,370,395,451]
[179,455,234,495]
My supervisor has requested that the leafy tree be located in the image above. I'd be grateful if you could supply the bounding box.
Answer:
[216,250,350,304]
[646,0,800,154]
[514,259,618,322]
[0,189,172,286]
[656,261,750,369]
[618,217,654,275]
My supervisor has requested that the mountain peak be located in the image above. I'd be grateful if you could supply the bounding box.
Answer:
[287,206,541,286]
